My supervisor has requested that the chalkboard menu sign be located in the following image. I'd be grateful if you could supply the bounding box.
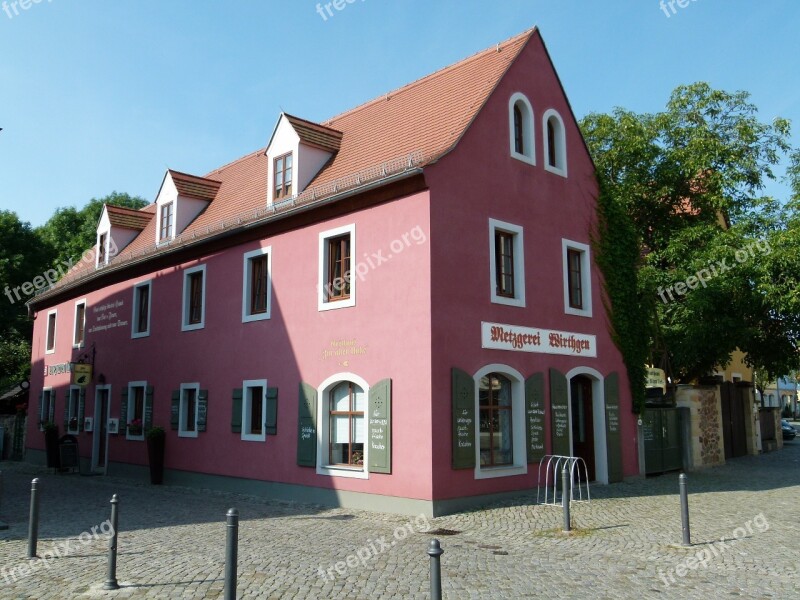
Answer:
[525,373,546,463]
[452,368,476,469]
[604,372,623,483]
[550,368,570,457]
[59,438,79,471]
[297,383,317,467]
[197,390,208,432]
[368,379,392,474]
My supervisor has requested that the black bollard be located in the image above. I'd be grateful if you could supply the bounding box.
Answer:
[679,473,691,546]
[103,494,120,590]
[427,538,443,600]
[562,467,571,533]
[224,508,239,600]
[27,478,40,559]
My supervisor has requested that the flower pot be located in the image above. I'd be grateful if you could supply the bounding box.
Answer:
[146,434,165,484]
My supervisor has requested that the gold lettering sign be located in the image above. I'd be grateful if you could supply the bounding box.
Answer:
[71,363,93,387]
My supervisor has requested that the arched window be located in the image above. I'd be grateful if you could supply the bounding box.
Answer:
[509,93,534,165]
[329,381,366,468]
[479,373,513,466]
[543,109,567,176]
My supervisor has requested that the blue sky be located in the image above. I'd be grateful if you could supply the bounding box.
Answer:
[1,0,798,227]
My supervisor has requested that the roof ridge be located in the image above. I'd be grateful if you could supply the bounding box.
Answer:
[284,112,343,135]
[322,27,536,125]
[204,147,265,178]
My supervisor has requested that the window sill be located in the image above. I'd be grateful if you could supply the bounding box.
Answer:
[317,465,369,480]
[474,464,527,480]
[131,330,150,339]
[241,434,266,442]
[178,431,199,439]
[318,297,356,312]
[125,434,144,442]
[564,306,593,318]
[181,322,205,332]
[544,164,568,178]
[242,312,271,323]
[491,294,526,308]
[510,151,535,166]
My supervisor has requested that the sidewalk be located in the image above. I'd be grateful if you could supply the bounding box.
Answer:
[1,442,800,599]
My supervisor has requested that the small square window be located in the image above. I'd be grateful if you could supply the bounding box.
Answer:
[562,240,592,317]
[318,224,356,311]
[45,310,57,354]
[132,281,152,338]
[73,300,86,348]
[182,265,206,331]
[242,248,272,322]
[489,219,525,307]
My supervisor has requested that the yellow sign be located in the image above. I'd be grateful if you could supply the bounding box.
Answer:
[646,368,667,393]
[71,363,93,387]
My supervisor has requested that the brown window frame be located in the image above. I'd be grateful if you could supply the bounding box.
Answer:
[326,234,351,302]
[273,152,293,200]
[479,373,514,467]
[513,104,524,155]
[494,231,515,298]
[248,254,269,315]
[46,312,57,352]
[160,202,174,240]
[188,271,203,325]
[567,248,583,310]
[98,233,107,265]
[74,302,86,347]
[135,284,150,334]
[329,381,364,468]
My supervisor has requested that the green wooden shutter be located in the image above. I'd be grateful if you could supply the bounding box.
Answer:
[367,379,392,474]
[48,389,56,424]
[120,387,128,434]
[170,391,180,430]
[231,388,243,433]
[63,393,69,432]
[550,368,570,456]
[265,388,278,435]
[297,382,317,467]
[78,388,86,432]
[38,390,45,426]
[198,389,208,433]
[605,372,624,483]
[144,386,154,432]
[525,373,546,464]
[452,368,476,469]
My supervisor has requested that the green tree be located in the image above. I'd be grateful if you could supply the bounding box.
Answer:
[581,83,800,388]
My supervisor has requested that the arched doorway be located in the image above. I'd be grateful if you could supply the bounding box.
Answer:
[566,368,608,484]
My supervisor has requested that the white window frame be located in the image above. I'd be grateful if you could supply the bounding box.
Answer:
[45,309,57,354]
[131,280,152,339]
[179,382,200,438]
[732,372,743,383]
[318,224,356,312]
[562,239,592,317]
[473,365,527,480]
[509,92,535,166]
[242,247,273,322]
[489,219,526,307]
[316,373,370,480]
[72,299,86,349]
[182,264,207,332]
[95,231,109,268]
[39,387,54,430]
[67,385,81,434]
[157,201,175,244]
[126,381,148,441]
[242,379,267,442]
[543,109,568,177]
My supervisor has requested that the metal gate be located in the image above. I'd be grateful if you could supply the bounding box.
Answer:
[642,408,683,475]
[720,382,747,459]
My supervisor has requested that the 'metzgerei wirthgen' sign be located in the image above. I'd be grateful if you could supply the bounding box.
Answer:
[481,322,597,357]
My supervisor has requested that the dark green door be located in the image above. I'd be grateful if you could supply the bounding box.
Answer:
[642,410,663,474]
[643,408,683,475]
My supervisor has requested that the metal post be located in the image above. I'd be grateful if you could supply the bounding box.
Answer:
[27,478,40,558]
[103,494,120,590]
[679,473,691,546]
[562,467,571,532]
[224,508,239,600]
[427,538,443,600]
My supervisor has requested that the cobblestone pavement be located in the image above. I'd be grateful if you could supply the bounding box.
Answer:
[2,442,800,599]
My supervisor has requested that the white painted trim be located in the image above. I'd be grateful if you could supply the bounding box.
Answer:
[72,298,86,349]
[39,387,54,429]
[564,367,608,485]
[731,372,743,382]
[562,239,593,317]
[91,384,112,473]
[488,219,526,307]
[316,372,370,480]
[178,382,201,438]
[242,379,267,442]
[67,385,81,434]
[181,264,207,331]
[509,92,535,166]
[156,200,175,244]
[241,246,273,322]
[126,381,148,441]
[472,364,528,480]
[131,280,152,339]
[543,109,568,177]
[45,309,57,354]
[318,223,356,312]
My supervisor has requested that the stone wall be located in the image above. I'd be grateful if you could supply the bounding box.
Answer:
[676,385,725,469]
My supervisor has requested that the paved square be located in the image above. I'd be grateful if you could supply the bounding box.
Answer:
[1,443,800,599]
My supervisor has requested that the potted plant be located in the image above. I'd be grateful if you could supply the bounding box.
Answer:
[128,418,143,436]
[43,422,60,469]
[146,426,166,484]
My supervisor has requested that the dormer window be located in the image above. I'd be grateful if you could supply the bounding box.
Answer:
[160,201,174,241]
[98,233,107,265]
[508,93,534,165]
[274,153,293,200]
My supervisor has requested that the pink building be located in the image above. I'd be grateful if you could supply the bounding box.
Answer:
[27,28,637,516]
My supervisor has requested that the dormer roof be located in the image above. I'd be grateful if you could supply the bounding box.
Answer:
[105,205,154,230]
[168,169,222,202]
[279,114,343,153]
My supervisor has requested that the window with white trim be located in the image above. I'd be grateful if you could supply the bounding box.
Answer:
[242,380,267,442]
[39,387,54,430]
[242,247,272,322]
[179,382,200,438]
[182,264,206,331]
[316,374,370,480]
[509,93,535,165]
[67,386,81,434]
[318,224,356,311]
[73,300,86,348]
[45,310,57,354]
[132,281,152,338]
[97,232,108,266]
[543,109,567,176]
[489,219,525,307]
[562,240,592,317]
[126,382,147,441]
[159,201,174,242]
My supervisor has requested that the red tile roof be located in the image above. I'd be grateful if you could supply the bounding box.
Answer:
[33,27,537,302]
[106,205,153,230]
